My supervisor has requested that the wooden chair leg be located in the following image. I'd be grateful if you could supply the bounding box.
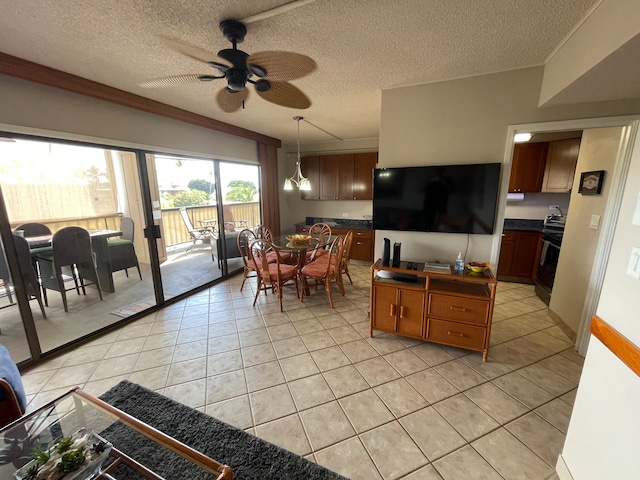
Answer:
[325,278,334,308]
[240,269,248,291]
[253,275,263,306]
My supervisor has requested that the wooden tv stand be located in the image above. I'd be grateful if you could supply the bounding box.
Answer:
[369,259,497,361]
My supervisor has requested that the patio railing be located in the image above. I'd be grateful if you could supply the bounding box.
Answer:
[8,203,261,249]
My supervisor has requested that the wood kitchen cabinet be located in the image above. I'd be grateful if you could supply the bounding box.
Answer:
[300,156,320,200]
[541,138,580,192]
[301,152,377,200]
[370,260,497,360]
[353,152,378,200]
[296,225,374,261]
[509,143,548,193]
[498,230,543,279]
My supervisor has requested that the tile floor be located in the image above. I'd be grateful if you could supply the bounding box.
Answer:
[20,263,583,480]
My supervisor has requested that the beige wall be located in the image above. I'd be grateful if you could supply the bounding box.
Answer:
[549,127,623,334]
[0,75,258,163]
[376,66,639,265]
[560,126,640,480]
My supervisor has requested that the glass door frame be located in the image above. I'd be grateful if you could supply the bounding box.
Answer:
[0,131,260,368]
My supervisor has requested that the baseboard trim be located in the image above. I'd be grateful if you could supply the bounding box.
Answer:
[555,454,574,480]
[548,308,577,343]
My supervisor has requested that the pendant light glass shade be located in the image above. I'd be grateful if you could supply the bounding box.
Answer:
[283,116,312,191]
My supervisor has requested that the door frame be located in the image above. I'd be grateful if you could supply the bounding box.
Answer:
[500,115,640,355]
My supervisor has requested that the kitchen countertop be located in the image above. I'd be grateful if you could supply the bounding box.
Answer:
[296,217,373,230]
[503,219,544,232]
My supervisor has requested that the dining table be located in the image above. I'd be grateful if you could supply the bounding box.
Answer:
[25,229,123,293]
[271,234,335,271]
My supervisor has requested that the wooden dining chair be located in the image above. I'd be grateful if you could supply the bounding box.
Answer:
[255,225,293,264]
[336,230,354,285]
[36,226,103,312]
[300,235,345,308]
[305,222,331,263]
[251,239,299,312]
[237,228,258,291]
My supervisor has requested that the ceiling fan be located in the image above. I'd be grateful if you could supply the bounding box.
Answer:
[140,19,316,113]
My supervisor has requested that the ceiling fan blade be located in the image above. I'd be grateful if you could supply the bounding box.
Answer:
[247,51,316,81]
[256,81,311,109]
[217,88,249,113]
[139,74,220,88]
[160,36,233,68]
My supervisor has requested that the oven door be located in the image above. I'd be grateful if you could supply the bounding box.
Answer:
[536,239,561,288]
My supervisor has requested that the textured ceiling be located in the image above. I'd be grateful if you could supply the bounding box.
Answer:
[0,0,599,144]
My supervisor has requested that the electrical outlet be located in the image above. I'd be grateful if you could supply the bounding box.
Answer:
[342,212,349,217]
[549,205,559,210]
[590,214,600,230]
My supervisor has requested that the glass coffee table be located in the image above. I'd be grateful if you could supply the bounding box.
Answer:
[0,387,232,480]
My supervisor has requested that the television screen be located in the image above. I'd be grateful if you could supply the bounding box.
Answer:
[373,163,501,234]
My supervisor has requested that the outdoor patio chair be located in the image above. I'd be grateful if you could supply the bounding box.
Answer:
[36,226,103,312]
[179,207,213,254]
[13,234,47,318]
[0,246,13,307]
[108,216,142,280]
[221,205,248,232]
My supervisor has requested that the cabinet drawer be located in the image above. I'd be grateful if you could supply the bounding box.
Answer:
[428,294,489,324]
[351,238,372,261]
[501,230,516,241]
[426,318,486,350]
[353,230,372,239]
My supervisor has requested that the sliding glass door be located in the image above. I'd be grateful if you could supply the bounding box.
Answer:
[151,155,261,297]
[0,137,157,355]
[0,134,260,364]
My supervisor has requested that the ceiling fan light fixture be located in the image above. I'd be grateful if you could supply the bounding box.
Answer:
[226,69,247,91]
[284,116,312,192]
[254,79,271,92]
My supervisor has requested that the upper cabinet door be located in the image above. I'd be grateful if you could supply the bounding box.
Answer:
[541,138,580,193]
[300,156,320,199]
[319,155,341,200]
[508,143,548,193]
[353,152,378,200]
[338,154,355,199]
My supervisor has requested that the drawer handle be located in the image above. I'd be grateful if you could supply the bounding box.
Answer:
[449,306,467,312]
[356,242,364,245]
[390,304,397,317]
[447,330,465,338]
[399,306,405,318]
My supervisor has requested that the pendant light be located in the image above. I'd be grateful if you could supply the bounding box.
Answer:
[284,116,311,191]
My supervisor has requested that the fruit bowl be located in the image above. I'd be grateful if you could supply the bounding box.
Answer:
[286,234,312,245]
[467,262,490,272]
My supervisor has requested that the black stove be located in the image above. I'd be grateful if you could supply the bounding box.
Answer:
[535,214,566,305]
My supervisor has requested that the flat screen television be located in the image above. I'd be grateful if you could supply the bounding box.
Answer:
[372,163,501,234]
